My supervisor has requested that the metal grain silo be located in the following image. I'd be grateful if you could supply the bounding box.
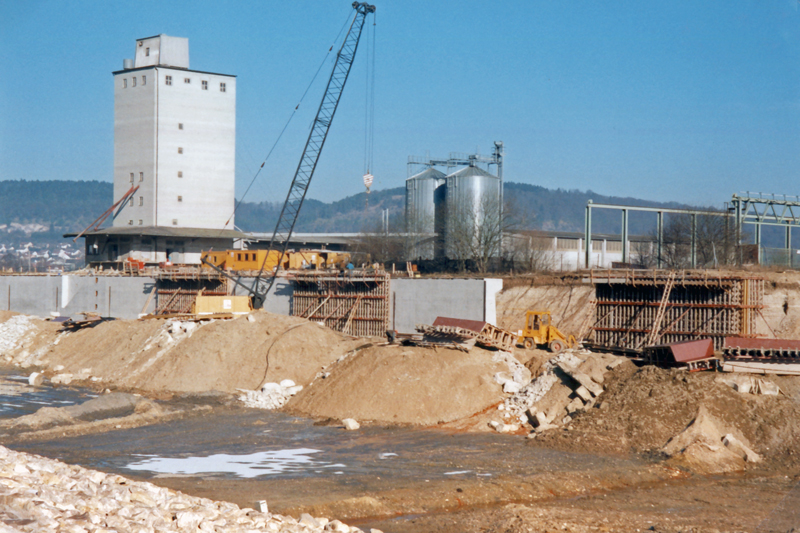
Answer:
[405,168,446,232]
[404,168,446,259]
[443,165,502,259]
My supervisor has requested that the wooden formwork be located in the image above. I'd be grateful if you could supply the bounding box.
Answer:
[153,271,228,315]
[291,270,390,337]
[586,270,763,351]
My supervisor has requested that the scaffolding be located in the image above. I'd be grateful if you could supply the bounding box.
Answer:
[587,270,763,351]
[291,270,390,337]
[152,269,228,315]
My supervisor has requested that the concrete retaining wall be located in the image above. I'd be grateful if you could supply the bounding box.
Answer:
[0,275,156,320]
[0,276,500,334]
[390,278,502,334]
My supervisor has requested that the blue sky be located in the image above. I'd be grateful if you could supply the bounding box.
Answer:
[1,0,799,208]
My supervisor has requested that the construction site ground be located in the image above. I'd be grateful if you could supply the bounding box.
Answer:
[2,269,800,531]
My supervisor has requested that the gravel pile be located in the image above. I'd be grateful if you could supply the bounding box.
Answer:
[0,445,376,532]
[0,315,39,362]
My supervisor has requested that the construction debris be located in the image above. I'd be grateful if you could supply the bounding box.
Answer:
[415,317,517,351]
[715,374,781,395]
[502,350,622,431]
[662,405,761,474]
[60,312,109,331]
[238,379,304,410]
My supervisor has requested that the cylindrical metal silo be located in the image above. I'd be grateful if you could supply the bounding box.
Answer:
[404,168,446,260]
[443,165,502,259]
[405,168,446,233]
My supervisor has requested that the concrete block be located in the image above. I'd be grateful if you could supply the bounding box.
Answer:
[557,362,603,396]
[574,386,592,402]
[342,418,360,431]
[565,397,584,414]
[723,434,761,463]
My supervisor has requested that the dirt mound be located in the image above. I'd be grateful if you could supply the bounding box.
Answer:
[286,344,510,426]
[535,363,800,468]
[4,310,361,395]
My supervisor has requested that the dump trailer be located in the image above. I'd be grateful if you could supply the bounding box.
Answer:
[518,310,577,353]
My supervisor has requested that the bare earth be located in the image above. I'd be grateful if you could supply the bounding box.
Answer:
[2,269,800,531]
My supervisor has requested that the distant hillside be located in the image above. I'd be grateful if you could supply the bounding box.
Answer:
[0,179,700,239]
[0,180,113,232]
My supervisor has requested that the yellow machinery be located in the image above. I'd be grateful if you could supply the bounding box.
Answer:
[518,310,577,353]
[201,249,350,272]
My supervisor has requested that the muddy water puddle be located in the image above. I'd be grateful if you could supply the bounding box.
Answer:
[12,408,643,482]
[0,366,97,419]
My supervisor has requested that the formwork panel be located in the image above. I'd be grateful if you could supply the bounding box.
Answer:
[291,271,390,337]
[588,270,763,351]
[153,270,228,315]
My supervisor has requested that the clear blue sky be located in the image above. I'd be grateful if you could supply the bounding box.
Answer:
[1,0,799,208]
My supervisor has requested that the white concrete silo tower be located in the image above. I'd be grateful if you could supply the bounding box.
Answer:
[112,35,236,230]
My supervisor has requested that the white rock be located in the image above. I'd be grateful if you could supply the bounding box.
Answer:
[279,379,296,388]
[53,365,65,372]
[342,418,360,431]
[51,373,73,385]
[28,372,44,386]
[723,434,762,463]
[299,513,320,528]
[261,383,283,393]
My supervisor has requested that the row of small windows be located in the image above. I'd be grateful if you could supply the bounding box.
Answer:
[129,218,179,225]
[122,76,146,88]
[124,75,227,92]
[128,195,183,207]
[163,75,226,92]
[130,170,186,180]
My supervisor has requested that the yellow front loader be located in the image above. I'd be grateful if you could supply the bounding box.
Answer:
[518,310,577,353]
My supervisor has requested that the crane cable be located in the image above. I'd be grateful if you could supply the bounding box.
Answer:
[363,12,377,208]
[219,9,355,234]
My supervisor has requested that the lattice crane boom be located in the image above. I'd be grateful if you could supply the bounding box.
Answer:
[246,2,375,308]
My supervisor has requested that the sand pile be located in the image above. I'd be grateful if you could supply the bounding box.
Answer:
[287,344,512,426]
[0,311,362,395]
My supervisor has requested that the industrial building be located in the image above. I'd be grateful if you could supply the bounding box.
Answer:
[77,35,242,266]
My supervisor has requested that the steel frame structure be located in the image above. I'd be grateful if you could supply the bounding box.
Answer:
[584,193,800,268]
[731,193,800,262]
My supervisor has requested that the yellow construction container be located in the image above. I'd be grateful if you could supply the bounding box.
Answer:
[193,295,252,315]
[200,249,351,271]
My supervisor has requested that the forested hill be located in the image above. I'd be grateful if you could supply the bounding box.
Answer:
[0,179,694,238]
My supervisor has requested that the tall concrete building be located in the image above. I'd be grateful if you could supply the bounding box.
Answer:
[74,35,244,266]
[113,34,236,229]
